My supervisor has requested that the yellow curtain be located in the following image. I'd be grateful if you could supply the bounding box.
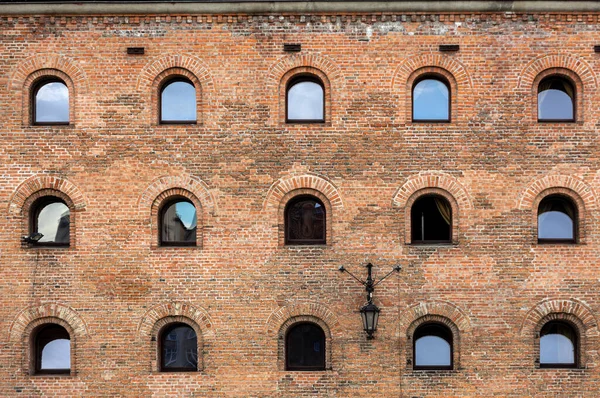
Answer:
[434,197,452,225]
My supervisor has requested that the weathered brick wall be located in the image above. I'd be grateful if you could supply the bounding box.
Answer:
[1,8,600,397]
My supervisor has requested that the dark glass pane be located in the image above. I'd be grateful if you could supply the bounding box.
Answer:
[161,201,197,245]
[35,82,69,123]
[287,81,324,120]
[413,79,449,121]
[37,201,70,243]
[162,324,198,370]
[414,324,452,368]
[286,323,325,370]
[538,78,574,120]
[36,324,70,372]
[540,322,576,365]
[538,197,575,240]
[161,81,196,122]
[411,196,451,243]
[286,197,325,244]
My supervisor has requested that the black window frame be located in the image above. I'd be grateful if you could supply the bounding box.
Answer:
[285,74,325,124]
[284,195,326,246]
[537,75,576,123]
[285,322,326,371]
[33,323,71,375]
[411,74,451,123]
[159,197,197,247]
[413,322,454,371]
[31,78,70,126]
[159,77,198,125]
[410,194,453,245]
[30,196,70,248]
[537,194,577,244]
[159,322,198,372]
[539,320,578,369]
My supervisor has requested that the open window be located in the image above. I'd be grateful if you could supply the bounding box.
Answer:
[285,195,326,245]
[411,195,452,244]
[286,75,325,123]
[285,322,326,371]
[412,76,450,122]
[413,322,453,370]
[33,324,71,375]
[537,195,576,243]
[540,321,578,368]
[160,78,197,124]
[159,323,198,372]
[160,198,197,246]
[32,79,69,125]
[538,76,575,122]
[30,196,70,247]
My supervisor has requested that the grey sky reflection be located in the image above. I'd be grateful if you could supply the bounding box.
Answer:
[538,211,573,239]
[38,202,70,242]
[161,81,196,121]
[415,336,451,366]
[41,339,70,369]
[538,90,573,120]
[287,81,324,120]
[36,82,69,123]
[540,334,574,364]
[413,79,449,120]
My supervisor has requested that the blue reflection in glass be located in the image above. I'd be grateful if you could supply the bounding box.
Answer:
[415,335,451,366]
[41,339,70,369]
[538,211,573,239]
[35,82,69,123]
[287,81,324,121]
[538,89,573,120]
[161,81,196,122]
[413,79,449,121]
[540,334,574,364]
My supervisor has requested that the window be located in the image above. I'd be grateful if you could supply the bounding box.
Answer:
[160,199,197,246]
[413,323,453,370]
[538,76,575,122]
[285,322,326,371]
[160,79,197,123]
[160,323,198,372]
[285,195,325,245]
[538,195,576,243]
[31,197,70,246]
[412,77,450,122]
[33,324,71,375]
[540,321,577,368]
[411,195,452,244]
[33,80,69,125]
[286,76,324,123]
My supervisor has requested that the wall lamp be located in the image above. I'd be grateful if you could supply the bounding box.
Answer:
[339,262,401,339]
[21,232,43,244]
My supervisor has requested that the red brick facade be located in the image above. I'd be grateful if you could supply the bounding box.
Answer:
[2,2,600,396]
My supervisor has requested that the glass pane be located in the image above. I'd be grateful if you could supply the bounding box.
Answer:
[415,336,451,366]
[411,196,451,242]
[286,198,325,244]
[538,211,574,239]
[35,82,69,123]
[413,79,449,121]
[161,81,196,122]
[162,201,197,244]
[162,325,197,370]
[287,81,324,120]
[41,339,70,370]
[286,323,325,370]
[540,323,576,365]
[538,80,574,120]
[37,202,70,243]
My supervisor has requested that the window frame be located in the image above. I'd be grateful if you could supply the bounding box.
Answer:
[159,197,197,247]
[411,74,451,123]
[413,322,454,371]
[410,194,453,245]
[537,194,577,244]
[537,75,576,123]
[31,78,70,126]
[159,77,198,125]
[29,196,70,248]
[285,74,326,124]
[284,194,326,246]
[285,322,326,371]
[539,320,579,369]
[158,322,199,373]
[33,323,71,375]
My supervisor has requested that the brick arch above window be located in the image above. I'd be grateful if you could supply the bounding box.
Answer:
[391,53,473,123]
[397,301,472,338]
[137,301,214,341]
[393,172,472,211]
[267,53,342,126]
[266,302,340,338]
[9,303,90,343]
[8,54,87,127]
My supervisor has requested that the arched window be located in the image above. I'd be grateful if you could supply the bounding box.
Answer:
[285,195,326,245]
[413,323,453,370]
[285,322,326,371]
[286,76,324,123]
[540,321,577,368]
[33,324,71,374]
[538,195,576,243]
[412,77,450,122]
[160,323,198,372]
[31,197,70,246]
[160,199,197,246]
[538,76,575,122]
[411,195,452,244]
[160,79,197,123]
[33,80,69,124]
